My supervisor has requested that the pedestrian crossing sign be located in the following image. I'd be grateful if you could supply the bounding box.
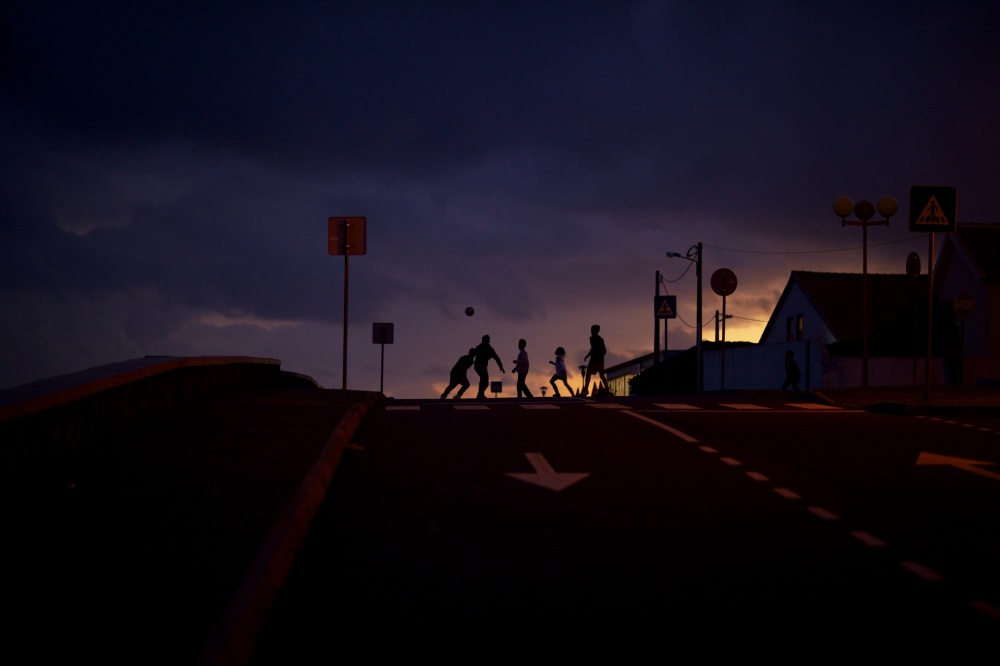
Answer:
[909,185,956,232]
[655,295,677,319]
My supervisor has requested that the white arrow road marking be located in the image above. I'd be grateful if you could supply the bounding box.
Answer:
[506,452,590,491]
[916,452,1000,482]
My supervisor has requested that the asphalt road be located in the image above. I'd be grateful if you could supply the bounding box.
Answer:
[251,395,1000,660]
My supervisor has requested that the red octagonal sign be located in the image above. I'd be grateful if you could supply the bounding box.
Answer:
[953,291,974,319]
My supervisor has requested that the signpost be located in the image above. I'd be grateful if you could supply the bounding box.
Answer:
[711,268,737,391]
[654,293,677,373]
[372,322,394,394]
[328,216,367,390]
[909,186,957,400]
[953,292,973,386]
[655,295,677,319]
[953,291,974,319]
[909,186,957,233]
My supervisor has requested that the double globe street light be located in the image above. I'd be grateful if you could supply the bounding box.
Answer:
[834,195,898,388]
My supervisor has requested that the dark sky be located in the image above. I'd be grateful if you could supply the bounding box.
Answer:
[3,1,999,397]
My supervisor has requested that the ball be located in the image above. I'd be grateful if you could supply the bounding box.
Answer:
[465,306,475,316]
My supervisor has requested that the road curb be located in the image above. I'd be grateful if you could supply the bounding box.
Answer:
[198,391,383,666]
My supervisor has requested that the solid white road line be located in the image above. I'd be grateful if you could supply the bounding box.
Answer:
[622,410,700,442]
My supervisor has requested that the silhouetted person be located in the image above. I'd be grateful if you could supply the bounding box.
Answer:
[473,334,505,398]
[441,348,476,399]
[512,338,533,399]
[549,346,572,397]
[583,324,607,396]
[782,350,801,390]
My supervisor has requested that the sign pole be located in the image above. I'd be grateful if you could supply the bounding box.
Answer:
[654,271,661,366]
[328,216,367,392]
[925,232,933,402]
[343,225,350,391]
[721,294,727,391]
[372,323,394,395]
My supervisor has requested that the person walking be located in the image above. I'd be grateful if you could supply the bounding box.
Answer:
[549,346,572,397]
[583,324,608,396]
[441,347,476,399]
[512,338,533,399]
[781,350,801,390]
[473,334,505,398]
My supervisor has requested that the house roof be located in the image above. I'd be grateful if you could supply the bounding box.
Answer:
[949,223,1000,282]
[761,271,928,345]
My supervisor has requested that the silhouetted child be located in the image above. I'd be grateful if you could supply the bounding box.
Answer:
[513,338,533,399]
[583,324,608,396]
[473,334,505,398]
[782,350,801,390]
[549,346,572,397]
[442,348,476,399]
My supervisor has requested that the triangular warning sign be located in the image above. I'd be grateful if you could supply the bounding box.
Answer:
[916,195,952,227]
[657,300,674,316]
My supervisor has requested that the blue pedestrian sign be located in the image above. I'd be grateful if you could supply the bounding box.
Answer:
[655,295,677,319]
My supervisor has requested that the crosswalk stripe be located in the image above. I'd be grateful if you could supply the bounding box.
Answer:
[786,403,840,410]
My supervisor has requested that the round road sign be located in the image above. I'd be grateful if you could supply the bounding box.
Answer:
[711,268,738,296]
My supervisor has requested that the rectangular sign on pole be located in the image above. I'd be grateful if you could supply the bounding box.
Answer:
[909,186,957,233]
[655,295,677,319]
[372,322,394,344]
[328,216,367,255]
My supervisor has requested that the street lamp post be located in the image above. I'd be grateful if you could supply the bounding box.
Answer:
[834,195,897,388]
[666,242,703,393]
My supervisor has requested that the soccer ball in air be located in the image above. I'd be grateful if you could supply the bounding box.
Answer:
[465,306,475,317]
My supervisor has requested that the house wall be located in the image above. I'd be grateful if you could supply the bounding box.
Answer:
[703,340,819,391]
[937,251,991,357]
[820,355,948,387]
[703,341,948,391]
[759,284,836,346]
[964,355,1000,384]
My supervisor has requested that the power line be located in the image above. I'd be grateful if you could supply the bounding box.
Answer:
[704,235,923,255]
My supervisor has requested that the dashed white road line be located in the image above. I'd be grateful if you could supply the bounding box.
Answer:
[850,531,887,547]
[901,561,946,582]
[774,487,801,499]
[808,506,840,520]
[969,600,1000,622]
